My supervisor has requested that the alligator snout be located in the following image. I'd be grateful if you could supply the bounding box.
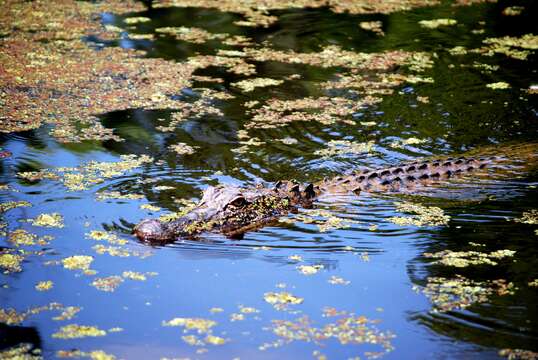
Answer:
[134,219,169,242]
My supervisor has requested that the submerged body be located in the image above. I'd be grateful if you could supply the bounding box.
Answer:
[134,143,537,242]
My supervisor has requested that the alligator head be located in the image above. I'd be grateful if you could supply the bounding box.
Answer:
[134,183,313,242]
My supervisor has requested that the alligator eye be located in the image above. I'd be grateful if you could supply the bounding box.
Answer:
[226,196,248,209]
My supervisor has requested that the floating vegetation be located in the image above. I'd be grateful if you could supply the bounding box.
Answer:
[1,303,64,325]
[266,311,394,356]
[486,82,510,90]
[56,349,116,360]
[154,0,441,28]
[389,202,450,227]
[359,21,384,36]
[513,210,538,224]
[53,324,107,339]
[91,276,124,292]
[62,255,94,274]
[499,349,538,360]
[96,191,144,201]
[297,264,324,275]
[528,279,538,287]
[170,142,198,155]
[0,251,24,273]
[328,276,350,285]
[0,0,201,139]
[389,137,428,149]
[87,231,128,245]
[418,18,457,29]
[0,200,31,213]
[30,212,64,228]
[480,34,538,60]
[163,317,217,334]
[414,276,516,312]
[35,280,54,291]
[8,229,36,246]
[314,140,375,157]
[122,271,157,281]
[140,204,161,212]
[156,26,227,43]
[423,249,516,267]
[288,255,303,262]
[53,306,82,321]
[502,6,525,16]
[231,78,284,92]
[264,292,304,310]
[18,155,153,192]
[93,244,152,258]
[0,343,42,360]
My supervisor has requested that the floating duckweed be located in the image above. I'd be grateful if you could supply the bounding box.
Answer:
[230,313,245,321]
[359,21,384,36]
[279,137,299,145]
[0,200,31,213]
[423,249,515,267]
[480,34,538,60]
[449,46,468,55]
[231,78,284,92]
[31,213,64,228]
[328,276,351,285]
[91,276,124,292]
[62,255,93,272]
[499,349,538,360]
[122,271,157,281]
[264,292,304,310]
[182,334,205,346]
[288,255,303,262]
[205,335,227,345]
[96,191,144,201]
[93,244,151,258]
[239,305,259,314]
[268,312,394,356]
[502,6,524,16]
[170,142,198,155]
[297,264,324,275]
[514,210,538,224]
[52,324,107,339]
[140,204,161,212]
[486,82,510,90]
[53,306,81,321]
[1,303,65,325]
[389,202,450,227]
[0,252,24,273]
[35,280,53,291]
[156,26,227,43]
[419,18,457,29]
[163,317,217,334]
[414,276,516,312]
[314,140,375,157]
[87,231,128,245]
[56,349,116,360]
[209,307,224,314]
[389,137,428,149]
[8,229,37,246]
[124,16,151,24]
[30,155,153,192]
[0,343,42,359]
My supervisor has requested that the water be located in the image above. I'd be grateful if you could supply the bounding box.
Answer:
[1,1,538,359]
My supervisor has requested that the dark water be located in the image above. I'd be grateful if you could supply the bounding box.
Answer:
[1,1,538,359]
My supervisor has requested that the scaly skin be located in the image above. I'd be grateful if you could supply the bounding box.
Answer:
[134,143,537,242]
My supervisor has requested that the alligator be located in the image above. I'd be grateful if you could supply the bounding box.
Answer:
[134,143,538,242]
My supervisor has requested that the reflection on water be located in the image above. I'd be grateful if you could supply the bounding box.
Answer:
[1,0,538,358]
